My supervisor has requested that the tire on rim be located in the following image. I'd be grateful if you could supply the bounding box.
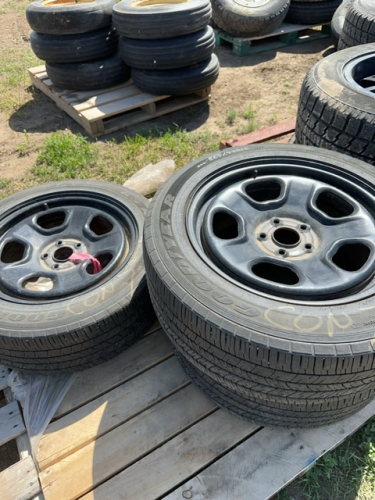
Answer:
[30,27,119,64]
[131,54,220,95]
[26,0,116,35]
[295,43,375,166]
[285,0,341,24]
[46,53,130,91]
[144,144,375,427]
[211,0,290,38]
[0,181,155,373]
[112,0,212,39]
[338,0,375,50]
[119,27,215,70]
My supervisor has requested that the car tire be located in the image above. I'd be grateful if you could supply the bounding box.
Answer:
[338,0,375,50]
[131,54,220,95]
[26,0,115,35]
[46,53,130,91]
[331,0,355,48]
[144,144,375,427]
[119,26,215,70]
[285,0,342,24]
[0,180,155,373]
[211,0,290,38]
[295,43,375,166]
[113,0,212,39]
[30,27,119,64]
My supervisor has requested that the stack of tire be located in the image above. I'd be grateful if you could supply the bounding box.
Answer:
[331,0,354,48]
[294,42,375,165]
[285,0,342,25]
[337,0,375,49]
[112,0,219,96]
[210,0,291,38]
[26,0,130,91]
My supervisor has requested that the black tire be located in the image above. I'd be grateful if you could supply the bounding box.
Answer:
[119,27,215,70]
[26,0,115,35]
[30,27,118,64]
[211,0,290,38]
[338,0,375,50]
[331,0,355,48]
[46,53,130,91]
[143,144,375,427]
[113,0,212,40]
[285,0,341,24]
[131,54,220,96]
[295,43,375,166]
[0,181,155,373]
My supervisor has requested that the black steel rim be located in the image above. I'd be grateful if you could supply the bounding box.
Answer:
[187,159,375,301]
[0,190,137,302]
[344,52,375,97]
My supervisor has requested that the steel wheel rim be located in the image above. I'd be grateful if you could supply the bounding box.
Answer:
[344,52,375,97]
[0,190,137,302]
[187,159,375,301]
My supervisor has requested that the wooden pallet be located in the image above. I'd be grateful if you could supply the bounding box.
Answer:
[215,22,331,56]
[0,365,43,500]
[28,66,211,137]
[0,323,366,500]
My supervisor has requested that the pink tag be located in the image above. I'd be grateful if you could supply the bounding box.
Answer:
[69,252,102,274]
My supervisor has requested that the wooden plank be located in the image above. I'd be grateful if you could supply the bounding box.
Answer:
[28,65,46,75]
[55,328,172,418]
[61,80,134,104]
[220,118,296,149]
[0,400,26,446]
[0,456,41,500]
[101,93,208,135]
[81,92,169,122]
[80,410,260,500]
[0,363,10,391]
[37,356,189,470]
[40,385,216,500]
[72,85,142,113]
[166,399,375,500]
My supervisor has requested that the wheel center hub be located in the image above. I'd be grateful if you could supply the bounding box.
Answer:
[256,217,317,259]
[41,239,88,271]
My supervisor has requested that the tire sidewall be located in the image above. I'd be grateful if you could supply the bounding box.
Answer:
[145,144,375,354]
[0,181,147,336]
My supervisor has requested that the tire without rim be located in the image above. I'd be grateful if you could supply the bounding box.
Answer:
[113,0,212,40]
[338,0,375,50]
[295,43,375,166]
[211,0,290,38]
[46,53,130,91]
[331,0,355,48]
[0,180,155,373]
[131,54,220,95]
[119,27,215,70]
[26,0,116,35]
[30,27,119,63]
[144,144,375,427]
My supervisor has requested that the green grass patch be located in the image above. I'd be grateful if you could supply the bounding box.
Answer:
[226,109,238,126]
[275,416,375,500]
[32,132,100,181]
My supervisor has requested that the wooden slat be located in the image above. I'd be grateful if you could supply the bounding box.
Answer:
[37,356,189,470]
[72,85,143,113]
[55,328,171,418]
[166,399,375,500]
[61,81,133,104]
[81,92,169,121]
[0,400,25,446]
[220,118,296,149]
[101,92,209,135]
[80,410,260,500]
[0,363,10,391]
[40,385,216,500]
[0,456,40,500]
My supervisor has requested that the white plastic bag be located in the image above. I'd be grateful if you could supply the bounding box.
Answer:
[123,159,175,196]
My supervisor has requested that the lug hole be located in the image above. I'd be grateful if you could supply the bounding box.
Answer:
[259,233,267,239]
[305,244,312,250]
[278,249,286,256]
[300,224,307,231]
[273,218,280,225]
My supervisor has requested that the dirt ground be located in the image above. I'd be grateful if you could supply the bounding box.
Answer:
[0,7,335,182]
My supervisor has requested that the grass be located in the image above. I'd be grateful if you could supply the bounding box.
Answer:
[235,107,259,135]
[274,416,375,500]
[226,109,238,126]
